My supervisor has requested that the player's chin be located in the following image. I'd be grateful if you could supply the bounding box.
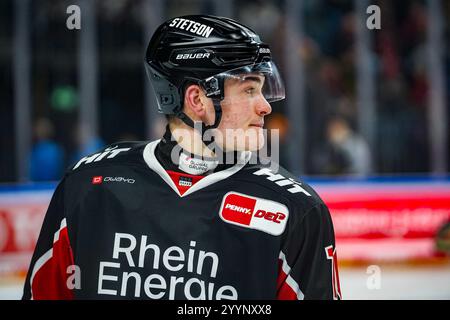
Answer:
[238,126,260,150]
[240,130,266,152]
[246,140,265,152]
[219,130,265,152]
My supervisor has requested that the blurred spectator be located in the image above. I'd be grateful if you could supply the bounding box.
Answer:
[28,118,64,181]
[313,114,372,176]
[70,124,105,165]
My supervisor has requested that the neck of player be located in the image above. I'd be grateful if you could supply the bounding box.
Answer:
[168,120,218,159]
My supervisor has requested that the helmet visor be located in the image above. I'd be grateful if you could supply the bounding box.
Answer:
[201,61,286,105]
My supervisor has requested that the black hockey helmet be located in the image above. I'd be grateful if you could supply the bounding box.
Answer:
[145,15,285,129]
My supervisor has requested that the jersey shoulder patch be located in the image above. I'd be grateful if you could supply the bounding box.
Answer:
[219,191,289,236]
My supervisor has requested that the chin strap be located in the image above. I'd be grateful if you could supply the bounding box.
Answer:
[175,99,222,131]
[174,76,225,154]
[175,98,222,154]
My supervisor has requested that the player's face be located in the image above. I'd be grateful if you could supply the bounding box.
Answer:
[212,74,272,151]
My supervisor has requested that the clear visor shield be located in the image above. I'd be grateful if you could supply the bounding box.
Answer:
[202,61,286,106]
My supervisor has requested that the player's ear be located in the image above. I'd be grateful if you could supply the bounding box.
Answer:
[184,84,207,118]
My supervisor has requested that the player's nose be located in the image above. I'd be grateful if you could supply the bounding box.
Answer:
[255,96,272,116]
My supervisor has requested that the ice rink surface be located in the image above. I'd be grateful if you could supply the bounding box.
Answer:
[1,264,450,300]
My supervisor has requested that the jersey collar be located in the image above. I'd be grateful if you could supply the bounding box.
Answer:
[143,140,252,197]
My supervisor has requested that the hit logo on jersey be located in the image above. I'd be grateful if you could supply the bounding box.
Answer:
[219,192,289,236]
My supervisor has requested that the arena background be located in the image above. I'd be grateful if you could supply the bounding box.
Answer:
[0,0,449,299]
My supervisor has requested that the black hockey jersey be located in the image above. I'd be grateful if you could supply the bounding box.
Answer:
[23,135,341,300]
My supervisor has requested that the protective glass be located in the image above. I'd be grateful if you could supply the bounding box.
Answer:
[200,61,286,106]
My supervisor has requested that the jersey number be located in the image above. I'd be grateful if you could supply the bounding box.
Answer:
[325,245,342,300]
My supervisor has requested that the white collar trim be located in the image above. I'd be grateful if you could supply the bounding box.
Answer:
[143,140,252,197]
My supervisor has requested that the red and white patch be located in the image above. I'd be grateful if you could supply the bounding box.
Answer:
[166,170,205,196]
[92,176,103,184]
[219,192,289,236]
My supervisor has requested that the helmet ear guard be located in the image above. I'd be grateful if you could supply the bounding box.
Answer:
[146,62,226,120]
[145,64,182,115]
[146,66,224,131]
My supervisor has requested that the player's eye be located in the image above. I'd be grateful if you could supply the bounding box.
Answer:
[245,87,256,95]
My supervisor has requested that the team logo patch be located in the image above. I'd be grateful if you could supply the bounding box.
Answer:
[219,192,289,236]
[92,176,103,184]
[179,176,193,187]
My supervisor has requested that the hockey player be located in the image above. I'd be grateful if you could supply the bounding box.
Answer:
[23,15,341,300]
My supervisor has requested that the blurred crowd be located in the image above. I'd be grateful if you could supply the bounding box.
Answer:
[0,0,449,182]
[257,0,446,175]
